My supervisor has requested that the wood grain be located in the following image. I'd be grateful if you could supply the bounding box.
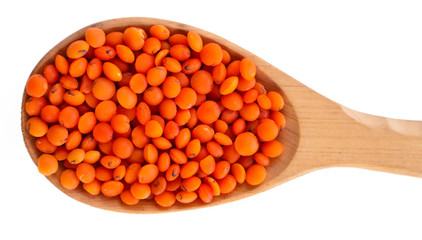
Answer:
[21,17,422,214]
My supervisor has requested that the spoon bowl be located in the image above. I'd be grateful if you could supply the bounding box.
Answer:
[22,17,422,213]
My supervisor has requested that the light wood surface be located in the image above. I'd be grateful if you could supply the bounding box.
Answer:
[21,17,422,213]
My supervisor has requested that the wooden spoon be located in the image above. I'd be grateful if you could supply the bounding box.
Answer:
[21,17,422,214]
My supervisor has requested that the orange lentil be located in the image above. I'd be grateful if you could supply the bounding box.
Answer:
[35,136,57,154]
[94,45,116,61]
[180,161,200,179]
[103,62,122,82]
[190,70,213,95]
[116,86,137,109]
[221,145,240,164]
[212,63,227,85]
[162,57,182,73]
[63,90,85,106]
[187,31,203,52]
[257,94,272,110]
[271,111,286,130]
[26,74,48,98]
[176,191,198,204]
[60,169,80,190]
[197,100,221,124]
[254,152,270,166]
[172,72,190,87]
[40,105,60,123]
[151,176,167,196]
[221,50,231,65]
[220,109,239,124]
[66,40,89,59]
[112,137,134,159]
[267,91,285,111]
[246,164,267,185]
[150,25,170,40]
[186,108,198,129]
[170,44,191,61]
[129,73,147,94]
[65,130,82,150]
[239,103,260,122]
[237,76,256,92]
[25,96,47,116]
[76,162,96,183]
[135,53,155,74]
[85,27,106,48]
[182,58,202,75]
[217,174,237,194]
[83,178,101,195]
[174,87,197,109]
[169,148,188,164]
[165,163,180,182]
[257,119,279,142]
[155,49,169,66]
[37,154,59,176]
[105,31,124,47]
[130,182,151,200]
[214,119,228,133]
[123,27,146,50]
[161,76,181,98]
[124,163,141,184]
[198,184,213,203]
[199,155,216,175]
[181,176,202,192]
[200,43,223,66]
[91,77,116,101]
[116,44,135,63]
[213,132,233,146]
[83,150,101,164]
[174,109,191,126]
[157,152,171,172]
[143,143,158,164]
[185,138,201,158]
[101,180,124,197]
[192,124,215,143]
[158,98,177,120]
[206,141,224,158]
[204,177,221,196]
[95,166,112,182]
[261,140,284,158]
[92,122,113,143]
[226,60,240,77]
[143,86,164,106]
[212,160,230,179]
[120,189,140,205]
[155,191,176,207]
[110,114,130,134]
[131,125,150,149]
[220,76,239,95]
[69,57,88,78]
[231,163,246,184]
[95,100,116,122]
[126,148,144,164]
[169,33,188,46]
[138,164,159,184]
[80,75,93,94]
[234,132,259,156]
[221,92,243,111]
[55,54,69,75]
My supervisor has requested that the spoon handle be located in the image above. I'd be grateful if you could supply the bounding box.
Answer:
[293,92,422,178]
[321,106,422,177]
[266,67,422,179]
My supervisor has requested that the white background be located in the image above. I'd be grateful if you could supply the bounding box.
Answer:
[1,0,422,239]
